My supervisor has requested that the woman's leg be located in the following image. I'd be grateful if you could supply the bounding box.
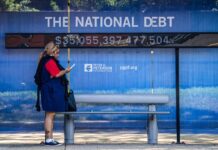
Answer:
[44,112,55,140]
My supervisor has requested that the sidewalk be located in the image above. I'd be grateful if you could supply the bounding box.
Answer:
[0,144,218,150]
[0,129,217,149]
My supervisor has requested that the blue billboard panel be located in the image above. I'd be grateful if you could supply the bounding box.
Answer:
[180,48,218,129]
[0,11,218,131]
[70,49,175,93]
[1,11,218,33]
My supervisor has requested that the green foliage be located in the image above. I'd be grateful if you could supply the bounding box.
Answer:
[105,0,116,6]
[117,0,129,8]
[19,0,39,11]
[102,0,129,9]
[50,0,60,11]
[1,0,39,11]
[1,0,218,12]
[69,0,130,11]
[4,0,18,11]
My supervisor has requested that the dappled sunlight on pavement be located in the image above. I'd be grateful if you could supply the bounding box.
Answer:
[0,132,63,144]
[181,134,218,145]
[0,130,217,145]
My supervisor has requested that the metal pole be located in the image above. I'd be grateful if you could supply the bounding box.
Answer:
[67,0,71,85]
[64,0,73,145]
[175,47,181,144]
[147,105,158,144]
[147,49,157,144]
[150,49,154,94]
[64,114,74,144]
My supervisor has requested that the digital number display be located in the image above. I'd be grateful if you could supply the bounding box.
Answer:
[54,34,176,47]
[5,33,218,48]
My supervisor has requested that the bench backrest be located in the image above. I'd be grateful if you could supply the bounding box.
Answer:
[74,94,169,104]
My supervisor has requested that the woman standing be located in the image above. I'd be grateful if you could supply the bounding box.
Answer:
[36,41,72,145]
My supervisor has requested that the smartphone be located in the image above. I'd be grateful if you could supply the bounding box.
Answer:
[70,64,75,69]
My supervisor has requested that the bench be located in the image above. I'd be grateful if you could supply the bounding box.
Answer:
[58,94,170,144]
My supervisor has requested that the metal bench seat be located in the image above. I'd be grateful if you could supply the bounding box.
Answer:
[58,94,170,144]
[74,94,169,104]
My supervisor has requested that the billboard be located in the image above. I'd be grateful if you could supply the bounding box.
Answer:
[0,10,218,131]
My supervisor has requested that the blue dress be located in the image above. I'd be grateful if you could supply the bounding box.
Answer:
[40,56,67,112]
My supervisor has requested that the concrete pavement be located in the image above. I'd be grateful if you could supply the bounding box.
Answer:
[0,144,218,150]
[0,130,218,144]
[0,129,218,149]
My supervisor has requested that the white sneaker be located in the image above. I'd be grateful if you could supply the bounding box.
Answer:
[45,139,62,146]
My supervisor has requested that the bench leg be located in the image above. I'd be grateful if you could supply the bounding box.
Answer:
[64,114,75,144]
[147,105,158,144]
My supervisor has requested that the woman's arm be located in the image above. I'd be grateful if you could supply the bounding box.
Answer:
[45,59,72,78]
[55,66,72,78]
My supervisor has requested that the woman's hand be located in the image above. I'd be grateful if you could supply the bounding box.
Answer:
[55,66,73,78]
[65,66,73,73]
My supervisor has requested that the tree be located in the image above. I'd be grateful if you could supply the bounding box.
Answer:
[0,0,39,11]
[70,0,130,11]
[0,0,62,11]
[50,0,60,11]
[1,0,218,12]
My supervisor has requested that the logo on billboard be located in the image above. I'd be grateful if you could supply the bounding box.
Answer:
[84,64,112,72]
[84,64,93,72]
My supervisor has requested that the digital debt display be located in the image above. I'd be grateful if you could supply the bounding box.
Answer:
[5,33,218,48]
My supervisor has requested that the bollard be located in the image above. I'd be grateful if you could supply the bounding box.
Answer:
[147,105,158,144]
[64,114,74,144]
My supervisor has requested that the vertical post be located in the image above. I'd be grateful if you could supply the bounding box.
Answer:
[147,105,158,144]
[64,0,73,145]
[67,0,71,84]
[64,114,74,144]
[150,49,154,94]
[175,48,181,144]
